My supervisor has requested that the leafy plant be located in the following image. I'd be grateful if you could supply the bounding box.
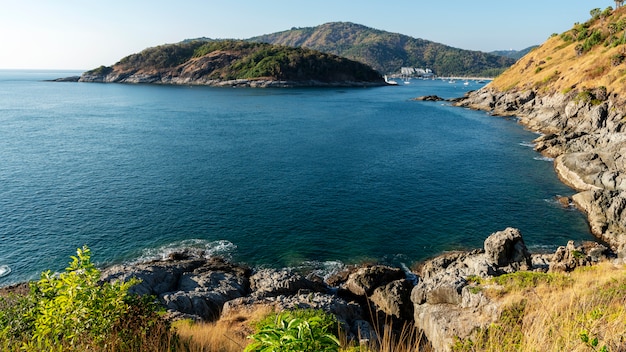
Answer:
[245,309,341,352]
[0,246,172,351]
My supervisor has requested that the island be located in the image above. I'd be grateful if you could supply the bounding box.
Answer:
[74,40,387,87]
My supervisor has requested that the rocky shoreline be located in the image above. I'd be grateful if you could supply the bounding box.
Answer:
[88,228,613,351]
[2,228,614,351]
[74,74,387,88]
[53,75,386,88]
[454,87,626,257]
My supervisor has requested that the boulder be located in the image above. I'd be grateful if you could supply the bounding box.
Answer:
[250,268,326,298]
[369,279,414,321]
[342,265,405,297]
[100,259,206,296]
[483,227,532,270]
[222,292,365,337]
[549,240,612,272]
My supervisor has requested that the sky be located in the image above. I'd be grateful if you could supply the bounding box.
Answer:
[0,0,606,70]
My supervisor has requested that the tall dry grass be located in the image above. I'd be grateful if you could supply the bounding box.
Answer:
[172,304,273,352]
[455,262,626,351]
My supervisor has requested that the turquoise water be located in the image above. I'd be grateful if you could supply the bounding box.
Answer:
[0,70,592,286]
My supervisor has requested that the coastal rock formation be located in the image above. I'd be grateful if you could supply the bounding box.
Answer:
[456,87,626,258]
[96,228,615,351]
[410,228,533,351]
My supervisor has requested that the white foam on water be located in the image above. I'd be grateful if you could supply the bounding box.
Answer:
[534,156,554,162]
[401,263,419,285]
[296,260,346,280]
[133,239,237,263]
[519,141,535,148]
[0,265,11,278]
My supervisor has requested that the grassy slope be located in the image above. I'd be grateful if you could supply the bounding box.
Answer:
[491,7,626,97]
[456,263,626,352]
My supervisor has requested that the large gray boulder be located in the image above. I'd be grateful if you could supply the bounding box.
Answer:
[101,256,252,321]
[342,265,405,297]
[483,227,532,270]
[250,268,326,298]
[370,279,414,320]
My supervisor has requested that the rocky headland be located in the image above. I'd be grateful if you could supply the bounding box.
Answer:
[74,40,387,88]
[451,6,626,261]
[455,87,626,257]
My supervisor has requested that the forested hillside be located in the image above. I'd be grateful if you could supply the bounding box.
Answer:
[250,22,515,76]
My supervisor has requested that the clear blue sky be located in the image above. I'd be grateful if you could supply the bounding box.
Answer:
[0,0,606,70]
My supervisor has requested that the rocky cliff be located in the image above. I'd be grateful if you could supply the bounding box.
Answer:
[455,6,626,258]
[77,40,386,87]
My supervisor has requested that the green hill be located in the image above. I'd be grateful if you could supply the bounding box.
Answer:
[249,22,516,76]
[490,46,538,60]
[79,40,385,87]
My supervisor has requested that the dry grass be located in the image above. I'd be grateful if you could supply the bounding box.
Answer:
[455,262,626,351]
[490,6,626,98]
[172,304,274,352]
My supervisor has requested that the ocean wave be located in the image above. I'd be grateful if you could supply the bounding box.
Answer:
[534,156,554,162]
[295,260,346,280]
[519,141,535,148]
[0,265,11,278]
[133,239,237,263]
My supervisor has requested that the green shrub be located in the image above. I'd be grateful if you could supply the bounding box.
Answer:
[245,309,341,352]
[0,246,172,351]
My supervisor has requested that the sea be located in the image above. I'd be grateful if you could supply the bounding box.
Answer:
[0,70,593,286]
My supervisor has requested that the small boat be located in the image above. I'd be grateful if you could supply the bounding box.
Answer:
[0,265,11,278]
[463,81,469,86]
[384,75,398,85]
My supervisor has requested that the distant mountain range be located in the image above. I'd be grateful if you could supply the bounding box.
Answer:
[489,47,538,60]
[247,22,518,76]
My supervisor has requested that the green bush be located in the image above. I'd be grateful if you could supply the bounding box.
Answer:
[0,246,172,351]
[245,309,341,352]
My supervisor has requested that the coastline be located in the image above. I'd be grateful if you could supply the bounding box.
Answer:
[454,86,626,256]
[2,227,615,351]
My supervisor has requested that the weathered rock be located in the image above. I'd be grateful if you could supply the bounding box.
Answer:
[342,265,405,297]
[370,279,414,320]
[410,228,545,351]
[549,240,612,272]
[483,227,532,270]
[413,302,498,352]
[101,256,252,321]
[222,292,365,337]
[100,259,207,296]
[250,268,326,298]
[414,95,445,101]
[455,86,626,253]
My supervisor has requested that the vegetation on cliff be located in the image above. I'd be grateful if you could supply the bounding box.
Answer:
[249,22,516,76]
[491,6,626,97]
[80,40,384,85]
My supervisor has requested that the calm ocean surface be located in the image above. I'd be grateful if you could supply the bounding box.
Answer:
[0,70,593,285]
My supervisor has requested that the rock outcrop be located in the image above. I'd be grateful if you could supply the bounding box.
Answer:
[456,87,626,259]
[410,228,532,352]
[97,229,614,351]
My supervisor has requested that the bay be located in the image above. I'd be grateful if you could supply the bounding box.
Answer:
[0,70,592,285]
